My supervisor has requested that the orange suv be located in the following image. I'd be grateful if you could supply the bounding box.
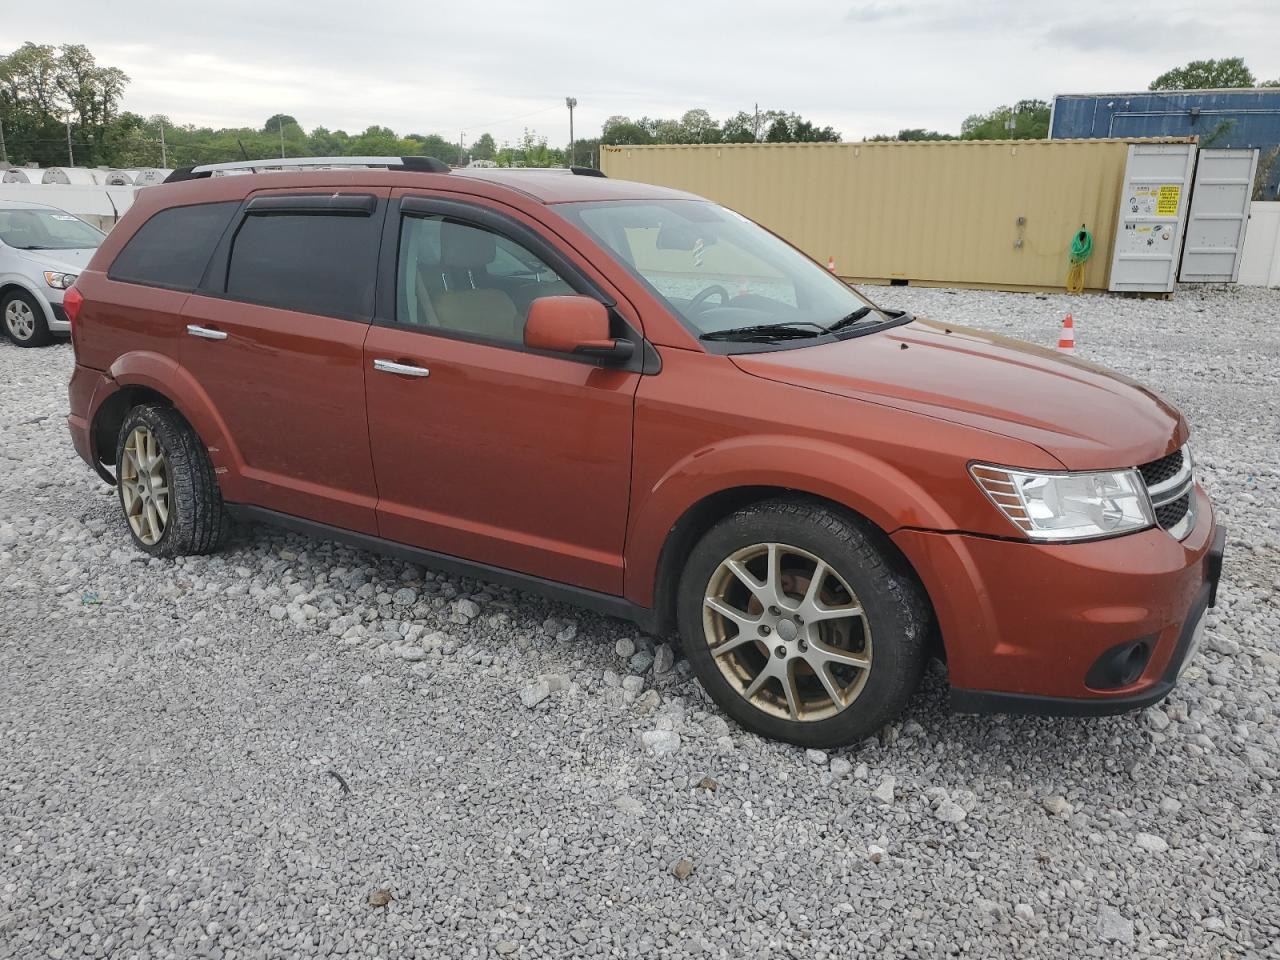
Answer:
[65,157,1225,747]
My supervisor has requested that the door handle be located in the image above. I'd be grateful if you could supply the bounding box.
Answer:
[373,358,430,378]
[186,324,228,341]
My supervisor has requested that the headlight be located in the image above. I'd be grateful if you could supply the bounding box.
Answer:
[970,463,1154,541]
[44,271,78,290]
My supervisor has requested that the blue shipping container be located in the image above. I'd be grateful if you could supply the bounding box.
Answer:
[1050,89,1280,198]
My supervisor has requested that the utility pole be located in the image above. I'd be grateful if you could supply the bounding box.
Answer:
[279,116,286,159]
[565,97,577,167]
[66,116,74,166]
[459,131,465,167]
[0,118,8,165]
[753,102,760,141]
[159,119,167,168]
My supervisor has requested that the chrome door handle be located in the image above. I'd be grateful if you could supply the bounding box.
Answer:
[186,324,227,341]
[373,359,430,378]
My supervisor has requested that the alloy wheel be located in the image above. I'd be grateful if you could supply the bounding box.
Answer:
[703,542,872,722]
[4,299,36,342]
[120,425,171,545]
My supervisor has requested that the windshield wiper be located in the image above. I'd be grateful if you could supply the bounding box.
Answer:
[823,306,875,334]
[700,322,826,343]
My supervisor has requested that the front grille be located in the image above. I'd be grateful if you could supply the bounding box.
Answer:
[1137,447,1194,538]
[1139,449,1183,487]
[1154,493,1190,529]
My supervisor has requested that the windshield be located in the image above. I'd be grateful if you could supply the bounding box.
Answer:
[558,199,887,338]
[0,208,104,251]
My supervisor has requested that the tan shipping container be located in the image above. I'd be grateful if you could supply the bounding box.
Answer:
[600,139,1193,293]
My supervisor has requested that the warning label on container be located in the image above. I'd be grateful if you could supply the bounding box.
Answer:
[1156,184,1181,216]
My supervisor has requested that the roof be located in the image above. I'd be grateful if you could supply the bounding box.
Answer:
[0,197,57,211]
[162,157,701,205]
[451,167,699,203]
[1053,88,1280,99]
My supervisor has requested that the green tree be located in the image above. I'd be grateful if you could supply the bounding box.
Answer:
[869,128,957,141]
[601,115,655,145]
[1149,57,1255,91]
[961,100,1050,140]
[0,42,129,166]
[470,132,497,161]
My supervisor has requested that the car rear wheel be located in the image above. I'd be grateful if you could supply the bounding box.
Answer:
[2,290,53,347]
[678,498,929,748]
[115,404,227,557]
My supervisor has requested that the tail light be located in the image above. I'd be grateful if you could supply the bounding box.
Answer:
[62,285,84,325]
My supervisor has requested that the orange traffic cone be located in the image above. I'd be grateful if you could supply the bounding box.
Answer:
[1057,314,1075,354]
[827,256,837,273]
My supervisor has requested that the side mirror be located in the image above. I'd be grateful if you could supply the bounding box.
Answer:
[525,296,634,364]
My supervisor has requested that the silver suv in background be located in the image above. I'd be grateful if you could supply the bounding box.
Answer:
[0,199,105,347]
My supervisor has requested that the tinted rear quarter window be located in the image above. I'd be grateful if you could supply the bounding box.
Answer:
[108,201,238,290]
[225,210,380,320]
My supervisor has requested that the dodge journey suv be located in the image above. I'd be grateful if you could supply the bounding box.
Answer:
[65,157,1224,747]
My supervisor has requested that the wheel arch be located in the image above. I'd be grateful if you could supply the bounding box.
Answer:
[88,352,244,493]
[0,279,55,325]
[645,484,938,650]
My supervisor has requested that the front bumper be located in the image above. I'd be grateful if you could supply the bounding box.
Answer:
[48,302,70,333]
[893,485,1223,715]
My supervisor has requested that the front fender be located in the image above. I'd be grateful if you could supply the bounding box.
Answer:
[623,434,956,606]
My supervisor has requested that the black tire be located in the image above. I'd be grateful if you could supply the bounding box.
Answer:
[115,403,227,557]
[678,497,930,748]
[2,289,54,347]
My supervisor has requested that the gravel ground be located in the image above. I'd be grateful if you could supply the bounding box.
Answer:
[1,284,1278,960]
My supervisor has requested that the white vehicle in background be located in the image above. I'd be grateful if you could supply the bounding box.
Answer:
[0,199,105,347]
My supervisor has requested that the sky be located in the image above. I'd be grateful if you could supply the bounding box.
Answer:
[5,0,1279,147]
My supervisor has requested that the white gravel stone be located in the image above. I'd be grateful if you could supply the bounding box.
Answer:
[614,637,636,658]
[1097,905,1135,945]
[1041,795,1073,819]
[1135,832,1169,854]
[519,680,551,708]
[641,730,681,756]
[830,757,853,777]
[805,748,828,765]
[934,800,967,824]
[872,776,896,804]
[653,643,675,674]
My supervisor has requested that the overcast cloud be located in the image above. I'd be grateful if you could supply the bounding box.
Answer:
[5,0,1279,146]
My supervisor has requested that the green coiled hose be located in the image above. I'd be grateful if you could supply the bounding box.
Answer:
[1067,226,1093,294]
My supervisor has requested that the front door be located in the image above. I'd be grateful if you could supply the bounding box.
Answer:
[180,189,388,533]
[364,196,640,594]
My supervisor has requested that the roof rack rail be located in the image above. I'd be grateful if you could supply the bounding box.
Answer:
[570,166,606,178]
[164,156,450,183]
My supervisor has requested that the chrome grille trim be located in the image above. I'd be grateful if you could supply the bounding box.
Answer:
[1138,445,1195,540]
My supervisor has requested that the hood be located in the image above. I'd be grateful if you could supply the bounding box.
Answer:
[730,317,1187,471]
[18,247,97,273]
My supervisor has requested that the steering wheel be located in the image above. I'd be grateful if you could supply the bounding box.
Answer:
[688,284,731,311]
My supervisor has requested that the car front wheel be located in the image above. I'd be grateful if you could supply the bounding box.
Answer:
[2,290,53,347]
[678,498,930,748]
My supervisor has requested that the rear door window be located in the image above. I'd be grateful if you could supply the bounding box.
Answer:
[108,201,239,290]
[225,204,381,320]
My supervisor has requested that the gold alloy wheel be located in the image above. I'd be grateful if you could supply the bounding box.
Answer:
[703,542,872,722]
[120,425,171,546]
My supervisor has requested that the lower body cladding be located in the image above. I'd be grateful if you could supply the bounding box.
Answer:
[894,484,1224,715]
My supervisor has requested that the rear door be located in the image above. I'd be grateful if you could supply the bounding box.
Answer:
[180,188,388,534]
[363,191,642,594]
[1178,148,1260,283]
